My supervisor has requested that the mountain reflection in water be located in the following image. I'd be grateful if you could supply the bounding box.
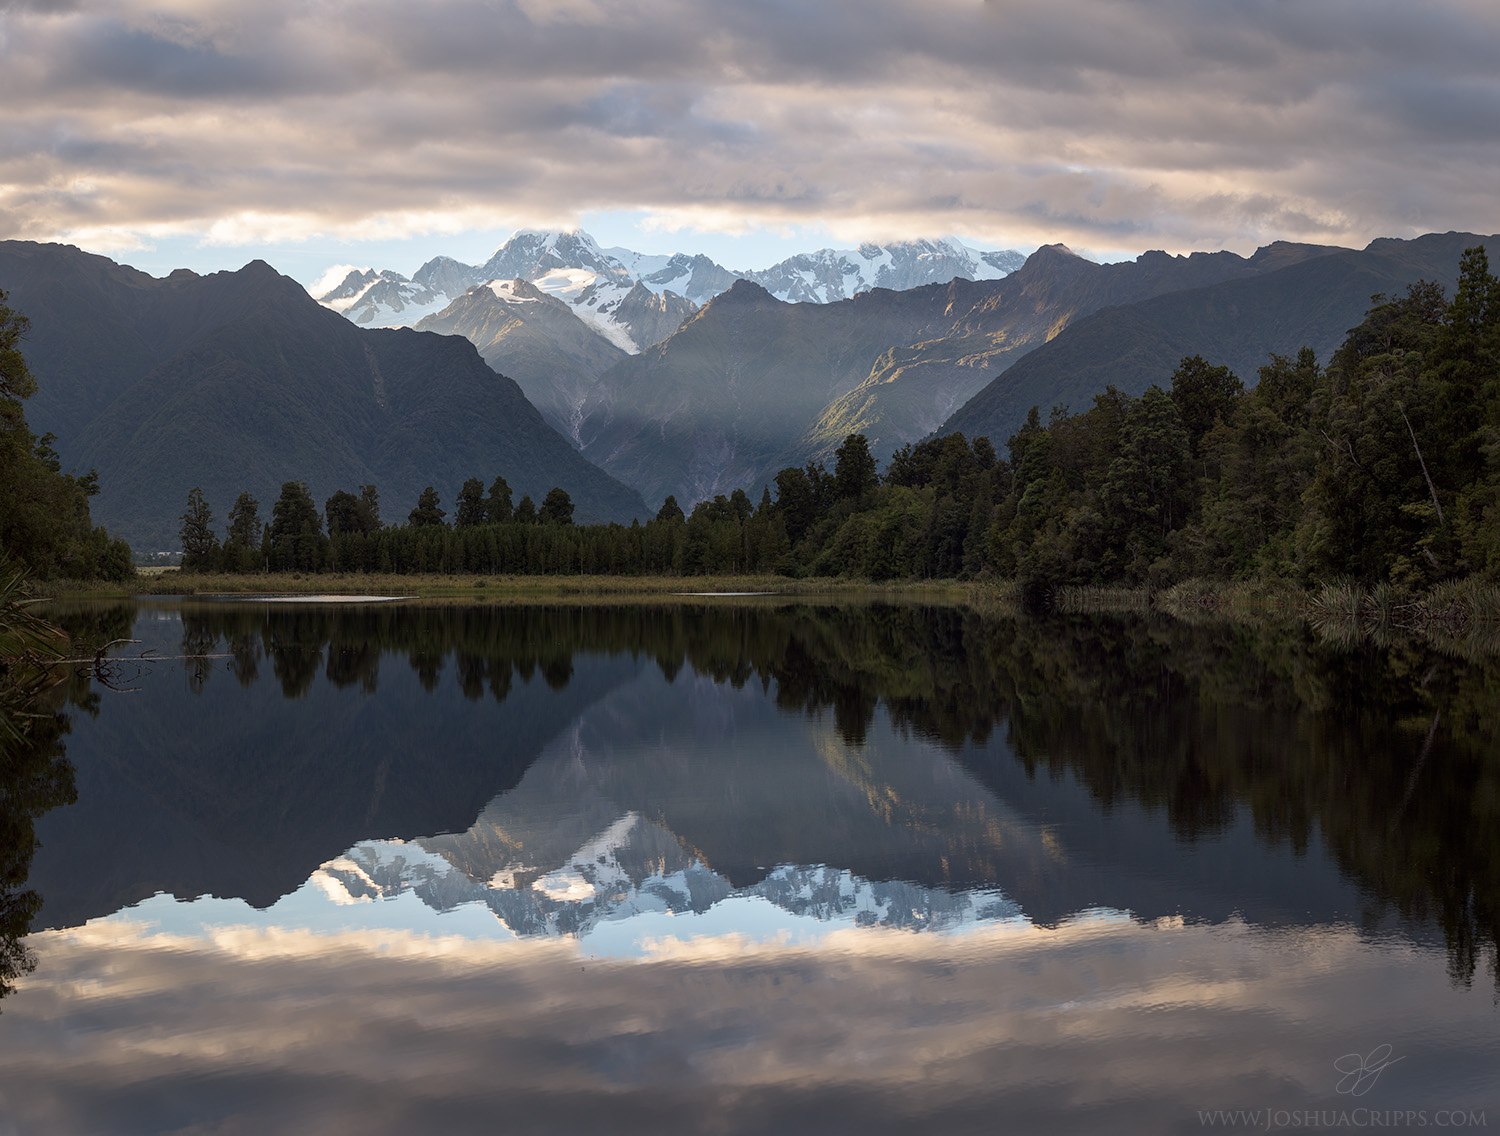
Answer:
[0,598,1495,1134]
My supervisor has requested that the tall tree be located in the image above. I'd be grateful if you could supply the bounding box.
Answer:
[656,496,685,524]
[1101,386,1192,578]
[540,487,575,526]
[359,485,381,528]
[833,433,879,501]
[226,492,260,549]
[773,467,818,544]
[325,489,379,537]
[270,481,324,571]
[0,292,34,405]
[408,486,446,528]
[178,488,218,571]
[1169,355,1243,456]
[224,491,262,573]
[486,476,513,524]
[454,477,487,528]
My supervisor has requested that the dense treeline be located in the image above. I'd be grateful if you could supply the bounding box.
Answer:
[179,247,1500,589]
[0,291,132,581]
[989,248,1499,590]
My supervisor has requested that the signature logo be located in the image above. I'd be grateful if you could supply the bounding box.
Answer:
[1334,1045,1404,1097]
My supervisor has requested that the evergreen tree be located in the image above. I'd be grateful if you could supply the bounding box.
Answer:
[486,476,513,524]
[539,487,575,526]
[227,492,260,549]
[833,433,878,501]
[325,489,379,537]
[178,488,218,571]
[455,477,487,528]
[408,486,446,528]
[773,467,819,544]
[1169,355,1243,456]
[225,491,262,573]
[656,496,685,524]
[360,485,381,528]
[270,481,324,571]
[1101,386,1192,579]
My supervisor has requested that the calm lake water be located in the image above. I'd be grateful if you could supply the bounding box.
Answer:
[0,598,1496,1134]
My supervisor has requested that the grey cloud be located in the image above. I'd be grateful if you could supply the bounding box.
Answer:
[0,0,1497,253]
[0,920,1495,1134]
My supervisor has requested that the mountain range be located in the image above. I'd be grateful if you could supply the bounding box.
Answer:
[318,229,1026,332]
[0,241,648,551]
[316,230,1029,446]
[4,228,1493,547]
[942,230,1499,446]
[313,227,1495,512]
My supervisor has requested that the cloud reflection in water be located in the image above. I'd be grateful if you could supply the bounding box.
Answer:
[1,913,1494,1136]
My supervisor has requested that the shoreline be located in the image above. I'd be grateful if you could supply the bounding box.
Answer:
[30,571,1500,641]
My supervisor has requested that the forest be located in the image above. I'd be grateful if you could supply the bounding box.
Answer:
[176,247,1500,592]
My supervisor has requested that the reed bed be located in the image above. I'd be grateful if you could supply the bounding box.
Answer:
[37,570,977,606]
[36,568,1500,654]
[1039,575,1500,655]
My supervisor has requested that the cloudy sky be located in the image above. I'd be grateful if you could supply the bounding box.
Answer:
[2,0,1498,284]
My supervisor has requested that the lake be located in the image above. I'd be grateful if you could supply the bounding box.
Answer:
[0,597,1496,1134]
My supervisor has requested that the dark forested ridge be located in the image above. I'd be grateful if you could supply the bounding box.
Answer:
[576,239,1344,510]
[0,242,648,552]
[176,246,1500,592]
[942,230,1500,449]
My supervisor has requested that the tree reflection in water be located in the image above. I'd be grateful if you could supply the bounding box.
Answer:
[41,598,1500,990]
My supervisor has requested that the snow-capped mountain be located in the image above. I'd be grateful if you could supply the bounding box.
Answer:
[313,229,1026,346]
[312,812,1022,942]
[738,239,1026,304]
[317,254,481,326]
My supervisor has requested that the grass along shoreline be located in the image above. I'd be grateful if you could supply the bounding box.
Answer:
[36,570,979,603]
[31,569,1500,634]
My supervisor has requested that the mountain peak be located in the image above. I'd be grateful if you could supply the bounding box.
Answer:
[1027,243,1082,263]
[717,278,775,304]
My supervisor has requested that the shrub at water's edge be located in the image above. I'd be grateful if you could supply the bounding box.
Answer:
[0,289,132,582]
[0,554,77,996]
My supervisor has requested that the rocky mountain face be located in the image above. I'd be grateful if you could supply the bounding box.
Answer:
[0,241,648,551]
[940,230,1500,448]
[628,252,743,304]
[796,240,1343,468]
[317,228,1024,333]
[574,278,973,505]
[574,239,1351,509]
[319,267,458,327]
[316,232,1028,452]
[743,238,1026,303]
[612,280,700,351]
[411,275,702,446]
[475,229,632,287]
[415,278,631,447]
